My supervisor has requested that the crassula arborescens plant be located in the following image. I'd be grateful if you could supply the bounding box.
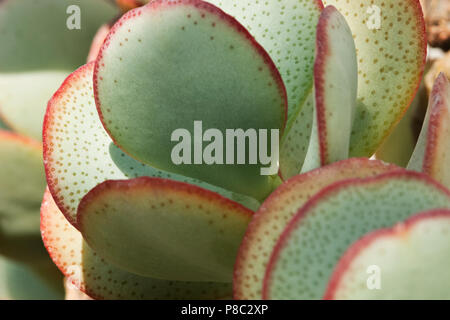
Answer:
[35,0,450,300]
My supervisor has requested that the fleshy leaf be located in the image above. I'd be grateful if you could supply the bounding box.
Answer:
[234,158,397,300]
[408,73,450,188]
[94,0,287,200]
[0,131,50,262]
[325,210,450,299]
[0,117,9,131]
[41,189,232,300]
[0,0,118,140]
[279,91,314,179]
[263,171,450,299]
[78,177,253,282]
[322,0,427,157]
[44,63,259,227]
[281,6,357,178]
[207,0,323,119]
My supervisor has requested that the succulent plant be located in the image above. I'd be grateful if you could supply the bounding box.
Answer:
[1,0,449,300]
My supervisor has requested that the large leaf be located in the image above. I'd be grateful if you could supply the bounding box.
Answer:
[301,5,357,173]
[41,189,232,300]
[325,210,450,299]
[263,171,450,299]
[44,63,259,226]
[322,0,427,157]
[78,177,252,282]
[0,0,118,140]
[207,0,323,119]
[0,131,49,262]
[94,0,287,200]
[408,73,450,188]
[234,158,397,300]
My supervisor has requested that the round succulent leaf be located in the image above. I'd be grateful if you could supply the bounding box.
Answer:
[312,5,357,167]
[325,210,450,299]
[44,63,259,227]
[234,158,397,300]
[41,189,232,300]
[408,73,450,188]
[322,0,427,157]
[207,0,323,119]
[279,91,314,180]
[94,0,287,200]
[78,177,253,282]
[264,171,450,299]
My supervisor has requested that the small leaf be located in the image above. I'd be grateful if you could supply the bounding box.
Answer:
[325,209,450,299]
[322,0,427,157]
[408,73,450,188]
[0,71,69,140]
[78,177,253,282]
[263,171,450,299]
[41,189,232,300]
[313,6,358,167]
[234,158,397,300]
[94,0,287,200]
[44,63,259,227]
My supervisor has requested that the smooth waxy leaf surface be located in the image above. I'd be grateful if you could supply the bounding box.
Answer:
[94,0,287,200]
[44,63,259,226]
[0,131,50,261]
[325,210,450,299]
[309,6,357,168]
[0,0,118,140]
[408,74,450,188]
[376,82,427,167]
[234,158,397,300]
[41,190,232,300]
[264,171,450,299]
[322,0,427,157]
[207,0,323,119]
[78,177,253,282]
